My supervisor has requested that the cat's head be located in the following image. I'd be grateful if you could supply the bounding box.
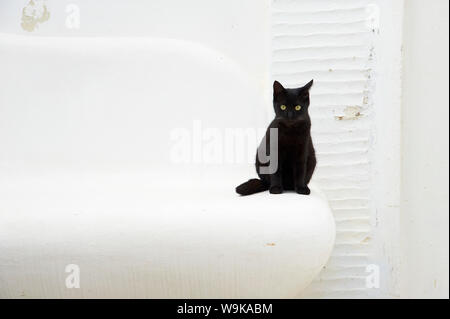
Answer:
[273,80,313,120]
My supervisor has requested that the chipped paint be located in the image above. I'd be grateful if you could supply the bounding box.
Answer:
[21,0,50,32]
[335,106,363,121]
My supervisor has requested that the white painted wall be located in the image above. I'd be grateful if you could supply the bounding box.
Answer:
[371,0,404,299]
[271,0,377,298]
[0,0,272,102]
[271,0,406,298]
[400,0,449,299]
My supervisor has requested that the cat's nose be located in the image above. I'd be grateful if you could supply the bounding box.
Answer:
[288,111,294,119]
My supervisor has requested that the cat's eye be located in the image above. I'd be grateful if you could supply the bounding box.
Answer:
[295,105,302,111]
[280,105,287,110]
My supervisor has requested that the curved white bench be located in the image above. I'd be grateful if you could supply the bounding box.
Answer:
[0,34,335,298]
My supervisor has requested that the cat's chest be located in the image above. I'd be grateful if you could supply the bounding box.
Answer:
[278,127,307,146]
[266,119,310,149]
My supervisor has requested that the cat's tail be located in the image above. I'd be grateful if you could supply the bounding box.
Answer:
[236,179,269,196]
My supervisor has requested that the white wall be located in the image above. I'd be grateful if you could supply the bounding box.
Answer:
[0,0,272,102]
[271,0,405,298]
[400,0,449,299]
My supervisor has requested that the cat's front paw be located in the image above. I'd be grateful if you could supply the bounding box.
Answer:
[269,185,284,194]
[295,186,311,195]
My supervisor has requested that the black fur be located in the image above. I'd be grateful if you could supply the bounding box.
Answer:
[236,80,316,196]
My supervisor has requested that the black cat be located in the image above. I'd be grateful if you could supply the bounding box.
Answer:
[236,80,316,195]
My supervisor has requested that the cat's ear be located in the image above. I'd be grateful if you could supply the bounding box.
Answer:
[303,79,314,91]
[273,81,286,96]
[298,79,313,98]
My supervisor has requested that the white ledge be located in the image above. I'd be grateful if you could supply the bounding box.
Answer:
[0,171,335,298]
[0,35,335,298]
